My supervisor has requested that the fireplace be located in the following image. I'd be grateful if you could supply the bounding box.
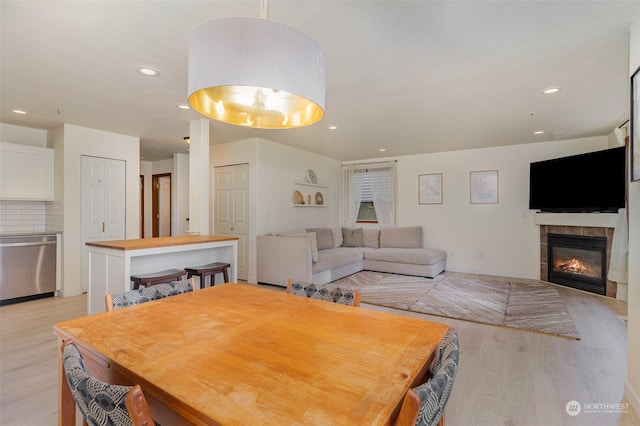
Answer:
[547,233,607,295]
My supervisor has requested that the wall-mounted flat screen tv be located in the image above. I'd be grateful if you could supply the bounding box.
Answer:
[529,146,626,213]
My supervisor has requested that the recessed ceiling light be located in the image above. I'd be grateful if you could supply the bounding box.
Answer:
[177,104,191,110]
[379,148,387,152]
[12,109,27,114]
[329,125,337,130]
[534,130,544,135]
[137,67,158,76]
[541,87,562,95]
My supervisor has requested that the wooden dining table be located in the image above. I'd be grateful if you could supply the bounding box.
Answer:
[54,283,449,425]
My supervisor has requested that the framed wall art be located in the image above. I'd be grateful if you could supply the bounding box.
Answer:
[470,170,498,204]
[418,173,443,204]
[631,66,640,181]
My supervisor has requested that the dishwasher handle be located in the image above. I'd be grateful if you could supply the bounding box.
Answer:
[0,241,57,248]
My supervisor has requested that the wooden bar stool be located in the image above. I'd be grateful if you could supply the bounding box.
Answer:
[130,269,185,290]
[184,262,231,289]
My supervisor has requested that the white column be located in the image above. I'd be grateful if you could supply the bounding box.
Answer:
[188,119,210,235]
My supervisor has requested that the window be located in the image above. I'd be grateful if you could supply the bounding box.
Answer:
[343,162,397,225]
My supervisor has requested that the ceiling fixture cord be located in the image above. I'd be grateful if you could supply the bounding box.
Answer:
[187,2,326,129]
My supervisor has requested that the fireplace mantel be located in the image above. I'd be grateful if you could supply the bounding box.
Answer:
[533,212,618,228]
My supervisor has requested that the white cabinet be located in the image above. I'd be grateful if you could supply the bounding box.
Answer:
[0,142,54,200]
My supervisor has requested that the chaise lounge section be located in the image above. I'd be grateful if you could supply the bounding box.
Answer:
[257,225,446,287]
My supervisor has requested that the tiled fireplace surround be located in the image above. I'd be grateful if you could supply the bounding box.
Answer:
[536,213,618,298]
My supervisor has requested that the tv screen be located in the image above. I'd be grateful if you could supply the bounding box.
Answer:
[529,147,626,213]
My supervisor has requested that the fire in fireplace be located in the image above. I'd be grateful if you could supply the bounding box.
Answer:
[547,233,607,295]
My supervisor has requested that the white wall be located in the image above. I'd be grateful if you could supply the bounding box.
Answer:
[256,140,341,233]
[0,123,47,147]
[49,124,139,297]
[626,13,640,418]
[395,136,608,278]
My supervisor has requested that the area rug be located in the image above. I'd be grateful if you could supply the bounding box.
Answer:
[332,271,580,339]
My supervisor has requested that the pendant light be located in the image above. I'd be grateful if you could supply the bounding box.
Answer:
[187,1,326,129]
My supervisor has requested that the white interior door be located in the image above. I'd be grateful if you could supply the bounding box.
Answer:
[158,175,171,237]
[104,159,126,240]
[83,157,106,242]
[82,156,125,292]
[215,164,248,281]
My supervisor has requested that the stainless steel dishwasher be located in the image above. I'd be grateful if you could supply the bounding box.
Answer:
[0,234,57,305]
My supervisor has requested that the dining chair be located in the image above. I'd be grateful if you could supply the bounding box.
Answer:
[395,328,459,426]
[105,278,195,311]
[285,279,361,307]
[61,340,155,426]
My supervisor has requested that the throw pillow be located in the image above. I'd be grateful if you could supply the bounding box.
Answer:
[362,228,381,248]
[331,227,343,248]
[306,228,334,250]
[379,226,423,248]
[342,228,364,247]
[278,232,319,262]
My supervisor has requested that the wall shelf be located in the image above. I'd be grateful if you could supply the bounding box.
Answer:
[291,180,327,188]
[533,212,618,228]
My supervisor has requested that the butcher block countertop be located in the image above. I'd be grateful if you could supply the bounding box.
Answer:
[86,235,238,251]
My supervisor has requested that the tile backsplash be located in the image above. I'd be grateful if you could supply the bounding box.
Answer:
[0,200,63,233]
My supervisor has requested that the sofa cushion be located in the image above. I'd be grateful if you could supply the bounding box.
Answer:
[364,248,446,265]
[306,227,334,250]
[313,248,364,273]
[342,228,364,247]
[379,226,423,248]
[279,232,318,262]
[362,228,380,248]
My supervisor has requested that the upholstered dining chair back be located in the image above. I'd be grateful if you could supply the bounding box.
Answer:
[105,278,195,312]
[61,340,155,426]
[286,279,361,307]
[396,328,460,426]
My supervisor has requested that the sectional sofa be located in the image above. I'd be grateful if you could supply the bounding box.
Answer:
[257,225,447,287]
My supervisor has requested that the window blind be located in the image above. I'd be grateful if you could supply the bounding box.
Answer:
[354,167,392,201]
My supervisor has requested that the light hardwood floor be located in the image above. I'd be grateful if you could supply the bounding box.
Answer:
[1,280,638,426]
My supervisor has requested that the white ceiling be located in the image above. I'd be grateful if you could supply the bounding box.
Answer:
[1,1,639,162]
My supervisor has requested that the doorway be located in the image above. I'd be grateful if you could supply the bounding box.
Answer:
[214,164,249,281]
[152,173,172,237]
[81,156,126,292]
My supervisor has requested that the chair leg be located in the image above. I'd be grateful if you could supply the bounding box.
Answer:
[222,268,229,282]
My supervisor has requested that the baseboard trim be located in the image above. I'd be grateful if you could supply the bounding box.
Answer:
[625,380,640,418]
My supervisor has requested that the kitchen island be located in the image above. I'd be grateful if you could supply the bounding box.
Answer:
[86,235,238,314]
